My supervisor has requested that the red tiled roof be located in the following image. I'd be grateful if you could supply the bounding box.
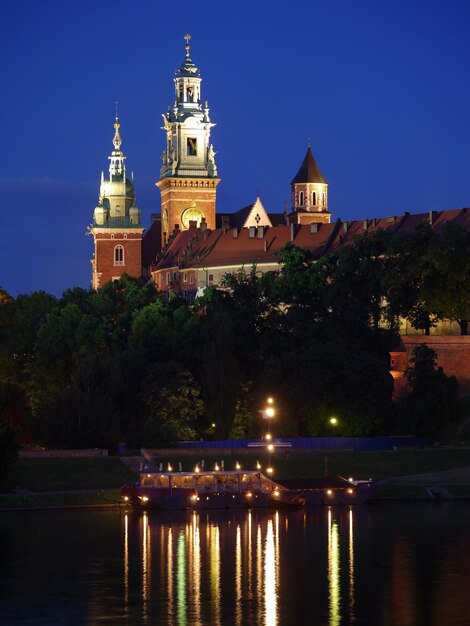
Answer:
[149,208,470,272]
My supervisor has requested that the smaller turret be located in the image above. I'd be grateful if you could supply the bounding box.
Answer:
[289,144,330,225]
[93,113,141,227]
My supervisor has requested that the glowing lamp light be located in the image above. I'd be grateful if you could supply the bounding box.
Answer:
[273,490,280,497]
[214,463,220,471]
[329,417,338,426]
[348,477,354,482]
[267,467,274,474]
[235,462,241,470]
[141,496,149,502]
[195,465,200,473]
[168,464,173,472]
[267,444,274,452]
[267,397,274,405]
[347,489,354,494]
[326,489,333,496]
[265,407,275,418]
[265,433,272,441]
[256,461,261,470]
[191,494,198,501]
[123,496,129,501]
[246,492,253,498]
[147,474,151,477]
[211,423,216,428]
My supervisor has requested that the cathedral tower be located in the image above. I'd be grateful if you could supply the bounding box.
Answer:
[157,35,220,246]
[289,145,331,225]
[90,114,144,289]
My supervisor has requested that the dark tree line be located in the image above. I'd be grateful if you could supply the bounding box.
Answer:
[0,224,466,450]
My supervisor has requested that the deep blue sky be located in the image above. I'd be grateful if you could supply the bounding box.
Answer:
[1,0,469,296]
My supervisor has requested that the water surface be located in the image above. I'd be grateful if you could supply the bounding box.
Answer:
[1,504,469,625]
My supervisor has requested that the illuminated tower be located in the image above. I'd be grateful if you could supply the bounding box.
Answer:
[290,145,331,224]
[90,113,144,289]
[157,34,220,245]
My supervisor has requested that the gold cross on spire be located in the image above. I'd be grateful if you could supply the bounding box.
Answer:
[184,33,191,45]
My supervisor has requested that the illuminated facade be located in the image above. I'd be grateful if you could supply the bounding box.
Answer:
[156,34,220,247]
[90,115,144,289]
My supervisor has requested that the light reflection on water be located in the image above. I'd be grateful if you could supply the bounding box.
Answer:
[2,505,470,625]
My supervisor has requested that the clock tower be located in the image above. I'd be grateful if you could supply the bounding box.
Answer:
[157,35,220,246]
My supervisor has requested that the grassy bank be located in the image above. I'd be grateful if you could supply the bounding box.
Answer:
[152,448,470,481]
[0,457,136,493]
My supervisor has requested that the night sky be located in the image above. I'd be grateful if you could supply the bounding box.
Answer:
[1,0,469,296]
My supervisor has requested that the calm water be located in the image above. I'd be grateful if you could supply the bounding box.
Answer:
[1,504,470,626]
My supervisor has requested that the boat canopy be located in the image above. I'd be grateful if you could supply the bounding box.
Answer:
[139,470,285,493]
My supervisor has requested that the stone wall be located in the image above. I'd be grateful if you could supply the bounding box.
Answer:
[394,336,470,396]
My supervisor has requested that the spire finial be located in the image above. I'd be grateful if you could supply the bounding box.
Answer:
[184,33,191,56]
[307,137,311,148]
[113,103,122,150]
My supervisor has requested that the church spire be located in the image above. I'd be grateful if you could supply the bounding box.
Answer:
[112,102,122,150]
[109,109,126,179]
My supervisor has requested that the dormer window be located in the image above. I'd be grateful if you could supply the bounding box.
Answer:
[187,137,197,156]
[114,245,124,266]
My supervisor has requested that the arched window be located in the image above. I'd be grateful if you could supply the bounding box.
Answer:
[114,245,124,266]
[299,191,304,206]
[312,191,317,205]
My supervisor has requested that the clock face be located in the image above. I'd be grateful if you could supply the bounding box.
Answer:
[181,207,204,229]
[162,209,169,233]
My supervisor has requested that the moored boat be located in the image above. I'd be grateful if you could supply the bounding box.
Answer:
[121,469,373,510]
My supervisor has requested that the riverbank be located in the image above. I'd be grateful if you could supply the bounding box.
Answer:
[2,449,470,510]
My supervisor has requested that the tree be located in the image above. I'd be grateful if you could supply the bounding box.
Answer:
[142,362,204,446]
[421,225,470,335]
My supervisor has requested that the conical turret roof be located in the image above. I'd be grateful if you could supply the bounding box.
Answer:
[291,147,327,185]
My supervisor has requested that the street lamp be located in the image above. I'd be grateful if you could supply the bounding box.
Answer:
[329,417,338,426]
[261,397,276,475]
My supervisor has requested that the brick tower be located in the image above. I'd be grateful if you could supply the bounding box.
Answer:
[157,35,220,246]
[90,114,144,289]
[289,144,331,225]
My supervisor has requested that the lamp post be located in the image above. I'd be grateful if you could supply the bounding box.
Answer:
[260,397,275,475]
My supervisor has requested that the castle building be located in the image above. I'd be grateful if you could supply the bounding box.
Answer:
[88,36,470,394]
[90,115,144,289]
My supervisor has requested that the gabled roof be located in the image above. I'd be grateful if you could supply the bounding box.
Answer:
[291,147,327,185]
[217,197,273,229]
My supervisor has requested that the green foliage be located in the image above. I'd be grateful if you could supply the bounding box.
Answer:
[142,362,204,446]
[0,421,20,480]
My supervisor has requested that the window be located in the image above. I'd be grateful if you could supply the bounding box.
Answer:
[322,192,326,206]
[299,191,304,205]
[190,274,194,285]
[114,245,124,266]
[312,191,317,205]
[183,272,187,283]
[166,272,170,285]
[208,274,214,283]
[173,271,177,283]
[187,137,197,156]
[124,234,127,239]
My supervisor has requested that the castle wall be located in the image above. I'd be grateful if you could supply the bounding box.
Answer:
[393,335,470,397]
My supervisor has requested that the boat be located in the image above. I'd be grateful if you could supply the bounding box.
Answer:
[120,469,373,510]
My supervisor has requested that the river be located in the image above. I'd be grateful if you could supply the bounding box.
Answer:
[1,503,469,625]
